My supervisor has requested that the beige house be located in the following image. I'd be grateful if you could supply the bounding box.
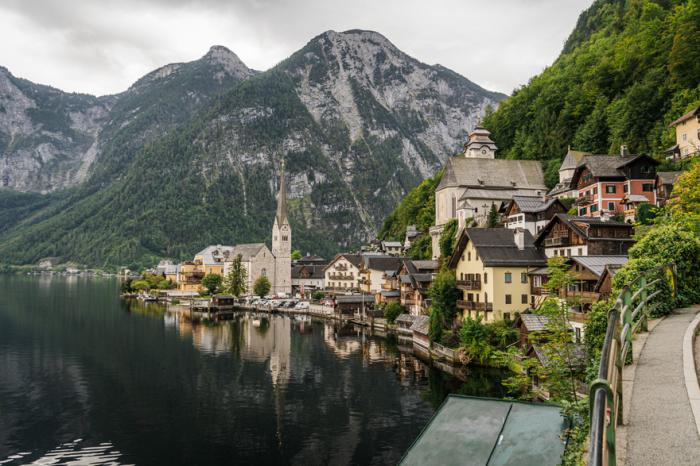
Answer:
[430,126,546,259]
[667,106,700,159]
[324,254,362,292]
[449,228,547,322]
[358,255,405,294]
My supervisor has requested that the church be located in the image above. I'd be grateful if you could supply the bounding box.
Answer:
[428,126,547,260]
[183,162,292,296]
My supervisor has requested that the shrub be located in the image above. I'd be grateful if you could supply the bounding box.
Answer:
[384,302,404,323]
[311,291,325,301]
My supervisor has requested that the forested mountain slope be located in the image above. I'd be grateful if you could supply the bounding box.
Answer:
[485,0,700,185]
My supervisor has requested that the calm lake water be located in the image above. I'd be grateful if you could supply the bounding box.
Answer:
[0,276,507,465]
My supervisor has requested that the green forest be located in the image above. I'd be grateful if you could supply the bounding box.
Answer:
[485,0,700,186]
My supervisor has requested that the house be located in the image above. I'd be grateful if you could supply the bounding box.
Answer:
[194,245,235,276]
[514,313,551,349]
[410,315,431,349]
[223,243,275,295]
[397,259,438,316]
[177,261,205,291]
[324,254,362,292]
[569,149,659,220]
[448,228,548,322]
[429,126,547,259]
[503,196,567,236]
[291,264,325,297]
[547,148,591,199]
[358,254,405,294]
[396,314,417,337]
[334,294,375,317]
[594,264,625,300]
[534,214,634,258]
[667,105,700,160]
[655,171,683,207]
[403,225,422,251]
[380,241,403,256]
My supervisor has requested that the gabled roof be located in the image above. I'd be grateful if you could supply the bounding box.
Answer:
[570,154,659,186]
[395,314,416,325]
[291,264,325,279]
[411,260,439,272]
[670,105,700,127]
[324,253,362,271]
[362,254,405,272]
[534,214,633,247]
[568,255,629,278]
[515,313,551,332]
[595,264,625,292]
[506,196,566,215]
[230,243,267,261]
[409,315,430,334]
[656,171,683,186]
[449,228,547,269]
[560,148,591,171]
[335,295,375,304]
[195,245,236,264]
[437,157,546,191]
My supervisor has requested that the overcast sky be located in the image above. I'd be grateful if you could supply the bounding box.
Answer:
[0,0,593,97]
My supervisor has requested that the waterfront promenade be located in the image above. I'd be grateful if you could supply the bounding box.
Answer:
[624,305,700,465]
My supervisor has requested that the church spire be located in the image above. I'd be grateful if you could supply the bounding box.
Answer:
[275,160,288,225]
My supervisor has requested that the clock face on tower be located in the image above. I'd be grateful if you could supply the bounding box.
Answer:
[282,225,288,231]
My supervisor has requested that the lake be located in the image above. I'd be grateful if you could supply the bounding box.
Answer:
[0,276,507,465]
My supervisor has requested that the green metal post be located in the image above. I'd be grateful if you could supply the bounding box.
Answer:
[623,287,633,364]
[640,277,648,332]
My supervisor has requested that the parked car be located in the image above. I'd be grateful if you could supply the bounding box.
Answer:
[295,301,309,310]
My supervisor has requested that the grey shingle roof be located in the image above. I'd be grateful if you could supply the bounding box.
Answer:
[335,295,375,304]
[437,157,546,191]
[569,256,628,277]
[509,196,564,214]
[230,243,266,261]
[411,260,439,271]
[559,149,591,171]
[195,245,236,264]
[410,315,430,334]
[362,255,405,272]
[656,171,682,185]
[518,314,551,332]
[291,264,325,279]
[451,228,547,268]
[396,314,416,324]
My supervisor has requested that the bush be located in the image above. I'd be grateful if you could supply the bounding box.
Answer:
[202,273,223,295]
[458,316,517,365]
[311,291,325,301]
[384,302,404,323]
[254,275,271,298]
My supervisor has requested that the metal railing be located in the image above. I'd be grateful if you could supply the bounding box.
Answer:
[588,263,676,466]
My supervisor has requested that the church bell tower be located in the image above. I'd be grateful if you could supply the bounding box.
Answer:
[271,161,292,295]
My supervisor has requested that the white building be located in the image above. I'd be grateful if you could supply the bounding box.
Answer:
[271,162,292,295]
[429,126,547,259]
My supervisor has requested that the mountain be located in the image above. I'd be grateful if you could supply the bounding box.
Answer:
[0,46,254,193]
[0,30,503,268]
[483,0,700,185]
[379,0,700,255]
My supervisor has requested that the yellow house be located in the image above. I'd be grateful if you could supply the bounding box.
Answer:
[448,228,547,322]
[668,105,699,159]
[177,261,205,292]
[193,245,235,276]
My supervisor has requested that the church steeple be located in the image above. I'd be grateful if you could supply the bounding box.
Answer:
[275,160,288,226]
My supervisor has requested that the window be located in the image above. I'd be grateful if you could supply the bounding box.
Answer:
[682,133,688,141]
[503,312,511,322]
[578,248,583,256]
[590,204,598,213]
[606,185,616,193]
[641,165,653,174]
[521,294,528,304]
[485,292,488,303]
[623,184,629,193]
[608,202,615,211]
[520,272,527,284]
[575,327,582,343]
[468,252,471,261]
[560,249,565,256]
[484,273,488,284]
[579,207,587,215]
[593,187,598,195]
[505,294,512,305]
[504,272,512,283]
[642,183,654,192]
[282,235,288,241]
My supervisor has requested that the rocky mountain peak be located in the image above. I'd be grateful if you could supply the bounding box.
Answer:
[203,45,254,80]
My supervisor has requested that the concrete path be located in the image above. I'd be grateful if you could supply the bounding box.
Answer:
[625,305,700,465]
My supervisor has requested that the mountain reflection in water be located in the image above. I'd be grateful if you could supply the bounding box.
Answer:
[0,277,508,466]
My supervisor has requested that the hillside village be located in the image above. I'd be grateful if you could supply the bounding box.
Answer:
[133,104,698,366]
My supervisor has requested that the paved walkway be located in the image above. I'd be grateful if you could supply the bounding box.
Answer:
[625,305,700,465]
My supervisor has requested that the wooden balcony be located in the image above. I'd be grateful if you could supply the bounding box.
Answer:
[381,283,397,290]
[560,290,600,303]
[456,279,481,291]
[531,286,549,296]
[576,194,593,205]
[568,311,589,324]
[333,264,348,271]
[456,300,493,311]
[402,298,420,306]
[328,274,354,281]
[545,236,570,247]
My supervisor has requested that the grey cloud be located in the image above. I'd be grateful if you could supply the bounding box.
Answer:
[0,0,593,96]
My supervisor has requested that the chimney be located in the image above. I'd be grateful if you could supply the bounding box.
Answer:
[514,228,525,251]
[620,144,629,157]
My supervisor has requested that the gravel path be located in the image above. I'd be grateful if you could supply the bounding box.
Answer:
[626,305,700,465]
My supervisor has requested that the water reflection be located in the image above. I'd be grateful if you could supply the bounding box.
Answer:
[1,277,509,466]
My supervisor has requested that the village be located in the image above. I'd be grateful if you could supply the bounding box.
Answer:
[123,105,699,386]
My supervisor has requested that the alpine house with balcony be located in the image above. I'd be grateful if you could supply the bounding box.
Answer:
[534,214,634,258]
[448,228,547,322]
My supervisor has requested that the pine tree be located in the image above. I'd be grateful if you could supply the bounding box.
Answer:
[487,204,500,228]
[224,254,248,297]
